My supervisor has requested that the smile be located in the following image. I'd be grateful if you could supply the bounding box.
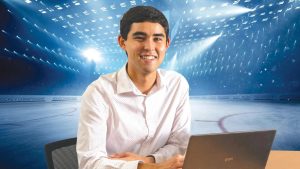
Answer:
[140,55,158,60]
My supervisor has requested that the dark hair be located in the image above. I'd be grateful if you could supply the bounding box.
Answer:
[120,6,169,40]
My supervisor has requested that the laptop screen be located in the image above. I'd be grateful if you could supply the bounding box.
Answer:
[183,130,276,169]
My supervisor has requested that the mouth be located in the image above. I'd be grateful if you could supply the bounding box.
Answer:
[140,55,158,60]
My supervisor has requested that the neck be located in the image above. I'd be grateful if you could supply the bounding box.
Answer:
[127,68,157,95]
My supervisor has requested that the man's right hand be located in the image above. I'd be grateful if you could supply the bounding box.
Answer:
[138,155,184,169]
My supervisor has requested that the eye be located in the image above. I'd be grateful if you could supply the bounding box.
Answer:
[134,36,145,41]
[154,37,163,42]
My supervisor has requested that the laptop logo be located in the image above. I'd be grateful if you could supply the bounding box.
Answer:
[224,157,234,163]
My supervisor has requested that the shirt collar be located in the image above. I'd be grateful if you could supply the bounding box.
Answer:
[156,69,166,89]
[116,64,167,94]
[116,64,133,94]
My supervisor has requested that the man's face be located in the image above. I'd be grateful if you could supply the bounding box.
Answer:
[118,22,170,76]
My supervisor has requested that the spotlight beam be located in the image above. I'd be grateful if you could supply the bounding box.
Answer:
[168,52,178,70]
[190,4,254,20]
[179,34,222,65]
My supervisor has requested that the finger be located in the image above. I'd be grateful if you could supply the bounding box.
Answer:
[109,153,125,158]
[175,161,184,167]
[172,155,184,168]
[125,152,138,157]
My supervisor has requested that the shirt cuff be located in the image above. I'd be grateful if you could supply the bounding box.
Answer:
[121,160,141,169]
[146,155,156,163]
[150,154,164,163]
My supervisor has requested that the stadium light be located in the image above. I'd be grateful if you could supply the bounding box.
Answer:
[219,5,254,17]
[191,3,254,20]
[82,48,102,62]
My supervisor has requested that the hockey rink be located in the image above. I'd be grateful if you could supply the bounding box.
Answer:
[0,97,299,169]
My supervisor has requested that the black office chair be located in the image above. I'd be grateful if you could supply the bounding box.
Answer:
[44,137,78,169]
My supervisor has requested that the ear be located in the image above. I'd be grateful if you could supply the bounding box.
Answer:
[118,35,126,50]
[166,37,171,49]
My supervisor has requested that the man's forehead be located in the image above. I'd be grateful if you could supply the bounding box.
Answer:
[128,22,166,36]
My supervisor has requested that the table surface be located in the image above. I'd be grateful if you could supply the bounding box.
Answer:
[265,150,300,169]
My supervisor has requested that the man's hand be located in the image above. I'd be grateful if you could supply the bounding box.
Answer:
[110,152,184,169]
[138,155,184,169]
[109,152,155,163]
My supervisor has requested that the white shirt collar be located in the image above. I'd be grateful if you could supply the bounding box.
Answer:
[116,64,166,94]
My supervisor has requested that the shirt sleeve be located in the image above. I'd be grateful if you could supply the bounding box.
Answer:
[76,84,140,169]
[150,77,191,163]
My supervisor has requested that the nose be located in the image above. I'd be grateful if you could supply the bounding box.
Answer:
[143,39,155,51]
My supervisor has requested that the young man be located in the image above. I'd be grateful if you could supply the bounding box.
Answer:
[77,6,191,169]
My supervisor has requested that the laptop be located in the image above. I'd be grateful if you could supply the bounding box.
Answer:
[183,130,276,169]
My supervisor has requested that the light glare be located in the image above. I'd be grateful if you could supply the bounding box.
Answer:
[180,34,222,65]
[82,48,101,62]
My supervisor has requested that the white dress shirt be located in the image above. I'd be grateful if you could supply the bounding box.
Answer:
[77,64,191,169]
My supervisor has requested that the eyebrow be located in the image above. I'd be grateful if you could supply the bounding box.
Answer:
[153,33,165,37]
[132,32,147,37]
[132,32,165,37]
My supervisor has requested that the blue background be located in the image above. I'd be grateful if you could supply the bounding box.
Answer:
[0,0,299,169]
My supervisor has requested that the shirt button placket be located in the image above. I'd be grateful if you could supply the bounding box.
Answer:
[146,96,155,139]
[143,96,149,140]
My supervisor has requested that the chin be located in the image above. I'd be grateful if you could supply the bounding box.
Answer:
[142,68,157,74]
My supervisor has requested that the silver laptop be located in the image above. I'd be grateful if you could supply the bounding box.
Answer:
[183,130,276,169]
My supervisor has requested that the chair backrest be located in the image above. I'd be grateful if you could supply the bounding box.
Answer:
[44,138,78,169]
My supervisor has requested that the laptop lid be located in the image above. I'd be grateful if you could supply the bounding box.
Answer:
[183,130,276,169]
